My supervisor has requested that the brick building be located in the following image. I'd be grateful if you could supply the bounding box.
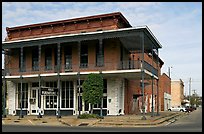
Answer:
[2,12,164,117]
[171,79,185,107]
[159,73,171,111]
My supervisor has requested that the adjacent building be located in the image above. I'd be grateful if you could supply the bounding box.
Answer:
[171,79,184,107]
[2,12,164,116]
[159,73,171,111]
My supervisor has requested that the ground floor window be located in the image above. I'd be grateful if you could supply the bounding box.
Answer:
[17,83,28,108]
[61,81,74,108]
[93,96,107,108]
[45,82,57,109]
[93,79,107,109]
[45,96,57,108]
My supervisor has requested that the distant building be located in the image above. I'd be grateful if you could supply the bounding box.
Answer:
[171,79,184,107]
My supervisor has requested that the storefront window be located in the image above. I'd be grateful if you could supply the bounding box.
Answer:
[17,83,28,108]
[45,82,57,109]
[61,81,74,108]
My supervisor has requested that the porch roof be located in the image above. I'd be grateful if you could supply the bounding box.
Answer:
[2,26,162,51]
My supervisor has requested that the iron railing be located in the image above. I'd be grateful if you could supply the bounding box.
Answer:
[4,60,158,76]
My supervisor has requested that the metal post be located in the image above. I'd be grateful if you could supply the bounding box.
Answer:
[78,41,81,116]
[38,74,42,118]
[57,43,61,118]
[99,71,103,117]
[19,47,24,118]
[189,78,191,106]
[151,76,154,117]
[78,72,81,116]
[151,45,154,117]
[2,69,7,118]
[141,32,146,120]
[156,48,160,116]
[38,45,42,118]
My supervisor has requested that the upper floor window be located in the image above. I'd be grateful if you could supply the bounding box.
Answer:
[32,47,39,71]
[64,45,72,71]
[80,44,88,68]
[96,40,104,67]
[45,47,52,70]
[19,49,26,72]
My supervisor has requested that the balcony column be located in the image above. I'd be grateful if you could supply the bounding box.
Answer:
[38,45,42,118]
[20,47,24,118]
[151,45,154,117]
[57,43,61,118]
[156,48,160,116]
[140,32,146,120]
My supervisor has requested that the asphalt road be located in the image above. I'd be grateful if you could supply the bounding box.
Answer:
[2,107,202,132]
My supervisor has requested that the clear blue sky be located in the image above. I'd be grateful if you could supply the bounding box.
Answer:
[2,2,202,96]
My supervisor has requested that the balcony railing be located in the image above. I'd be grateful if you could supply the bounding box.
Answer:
[4,60,158,77]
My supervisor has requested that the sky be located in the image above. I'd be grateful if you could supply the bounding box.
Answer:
[2,2,202,96]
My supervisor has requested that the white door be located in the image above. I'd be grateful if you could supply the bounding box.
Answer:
[30,88,38,115]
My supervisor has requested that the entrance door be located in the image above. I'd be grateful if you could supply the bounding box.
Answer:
[30,88,38,115]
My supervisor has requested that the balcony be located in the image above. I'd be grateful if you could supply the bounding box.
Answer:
[4,60,158,78]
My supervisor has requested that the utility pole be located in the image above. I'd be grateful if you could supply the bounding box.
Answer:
[168,67,172,78]
[189,78,191,106]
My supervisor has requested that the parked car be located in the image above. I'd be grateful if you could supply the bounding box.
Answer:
[185,106,194,112]
[191,106,197,110]
[168,106,187,112]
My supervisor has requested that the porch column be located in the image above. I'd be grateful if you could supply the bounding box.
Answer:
[2,68,6,118]
[20,47,24,118]
[141,32,146,120]
[156,48,160,116]
[99,70,103,117]
[77,41,81,116]
[57,43,61,118]
[38,45,42,118]
[151,45,154,117]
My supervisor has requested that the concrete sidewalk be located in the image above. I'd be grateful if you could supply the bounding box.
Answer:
[2,112,188,127]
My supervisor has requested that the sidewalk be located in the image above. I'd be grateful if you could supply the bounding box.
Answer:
[2,112,188,127]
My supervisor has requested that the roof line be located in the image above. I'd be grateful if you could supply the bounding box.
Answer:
[7,12,131,31]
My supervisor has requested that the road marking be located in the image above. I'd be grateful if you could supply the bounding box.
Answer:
[28,120,34,125]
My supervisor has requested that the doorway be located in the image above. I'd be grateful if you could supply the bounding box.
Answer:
[30,88,38,115]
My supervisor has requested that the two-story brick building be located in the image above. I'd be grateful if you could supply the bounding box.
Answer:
[2,12,164,117]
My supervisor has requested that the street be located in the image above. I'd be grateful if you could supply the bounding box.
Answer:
[2,107,202,132]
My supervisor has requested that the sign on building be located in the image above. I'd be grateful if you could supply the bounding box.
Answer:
[41,87,58,96]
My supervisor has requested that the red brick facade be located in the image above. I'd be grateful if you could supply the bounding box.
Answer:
[5,12,131,41]
[159,73,171,111]
[4,12,168,115]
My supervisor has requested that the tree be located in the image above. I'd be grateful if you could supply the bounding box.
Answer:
[82,73,103,114]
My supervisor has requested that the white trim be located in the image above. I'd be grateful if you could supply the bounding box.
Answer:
[23,74,39,78]
[4,69,157,79]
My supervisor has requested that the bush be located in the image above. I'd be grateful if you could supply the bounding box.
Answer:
[77,113,104,119]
